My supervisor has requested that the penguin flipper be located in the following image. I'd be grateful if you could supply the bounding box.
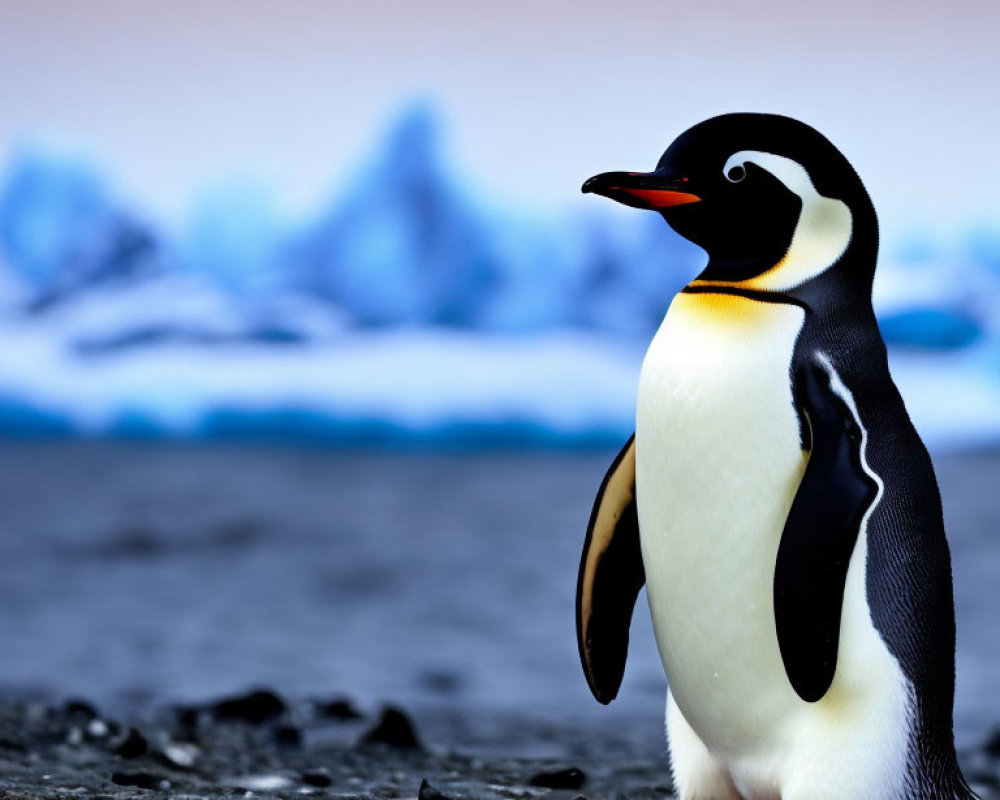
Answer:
[576,434,645,704]
[775,357,880,702]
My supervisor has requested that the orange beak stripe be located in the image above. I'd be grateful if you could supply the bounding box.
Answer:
[614,187,701,208]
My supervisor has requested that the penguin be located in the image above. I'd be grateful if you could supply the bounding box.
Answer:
[575,113,977,800]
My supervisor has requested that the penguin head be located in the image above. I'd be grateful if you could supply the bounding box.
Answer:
[583,113,877,293]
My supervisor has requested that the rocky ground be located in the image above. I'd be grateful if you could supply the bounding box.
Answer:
[0,689,996,800]
[0,689,674,800]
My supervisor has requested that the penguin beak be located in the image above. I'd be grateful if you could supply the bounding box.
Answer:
[581,171,701,210]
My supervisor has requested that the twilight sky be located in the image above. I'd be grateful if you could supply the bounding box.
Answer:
[1,0,998,244]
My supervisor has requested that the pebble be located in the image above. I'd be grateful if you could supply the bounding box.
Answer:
[62,699,99,720]
[111,771,171,791]
[160,741,200,769]
[114,727,149,759]
[300,769,332,788]
[0,735,28,753]
[213,689,286,724]
[275,725,302,748]
[360,706,421,750]
[418,778,455,799]
[86,719,110,739]
[174,705,203,733]
[314,698,363,720]
[529,766,586,790]
[227,774,292,791]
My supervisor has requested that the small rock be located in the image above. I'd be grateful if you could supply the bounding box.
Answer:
[111,771,170,791]
[213,689,286,724]
[274,725,301,748]
[62,699,98,720]
[226,774,292,791]
[0,736,27,753]
[114,727,149,759]
[65,727,83,746]
[173,705,204,742]
[301,770,332,788]
[86,719,110,739]
[419,779,455,800]
[159,741,200,769]
[529,766,587,790]
[314,698,362,720]
[360,706,421,750]
[175,705,201,727]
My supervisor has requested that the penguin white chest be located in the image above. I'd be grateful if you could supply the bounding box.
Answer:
[635,290,808,751]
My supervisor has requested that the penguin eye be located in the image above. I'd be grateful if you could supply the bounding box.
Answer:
[726,164,747,183]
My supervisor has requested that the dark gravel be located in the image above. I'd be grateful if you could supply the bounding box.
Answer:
[0,693,678,799]
[0,692,995,800]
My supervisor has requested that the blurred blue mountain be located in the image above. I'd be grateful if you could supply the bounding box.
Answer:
[0,104,706,337]
[295,103,496,328]
[0,149,159,310]
[5,104,995,345]
[0,102,997,446]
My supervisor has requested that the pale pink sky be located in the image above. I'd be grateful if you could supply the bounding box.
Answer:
[1,0,998,242]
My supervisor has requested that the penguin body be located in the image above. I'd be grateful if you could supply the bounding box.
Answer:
[640,292,910,800]
[576,114,976,799]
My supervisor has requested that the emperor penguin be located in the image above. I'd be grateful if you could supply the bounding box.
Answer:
[575,113,977,800]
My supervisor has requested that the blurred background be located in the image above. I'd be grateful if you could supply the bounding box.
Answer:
[0,0,996,754]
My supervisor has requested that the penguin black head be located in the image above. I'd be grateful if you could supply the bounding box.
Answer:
[583,113,878,293]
